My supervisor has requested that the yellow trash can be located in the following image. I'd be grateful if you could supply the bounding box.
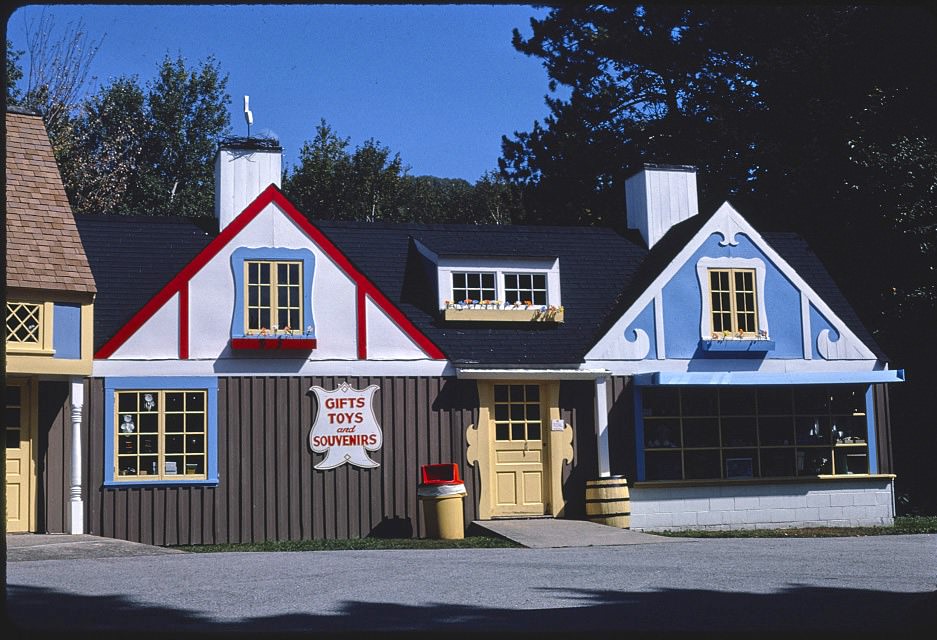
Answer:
[418,482,467,540]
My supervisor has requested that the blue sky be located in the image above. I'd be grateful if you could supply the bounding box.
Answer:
[6,3,562,182]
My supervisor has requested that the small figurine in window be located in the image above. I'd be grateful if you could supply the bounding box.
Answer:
[143,393,156,410]
[120,415,136,433]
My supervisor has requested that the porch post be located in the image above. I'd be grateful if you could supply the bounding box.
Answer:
[594,375,611,477]
[69,377,84,534]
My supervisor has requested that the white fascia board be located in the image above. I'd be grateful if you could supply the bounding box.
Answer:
[93,358,455,378]
[456,368,610,380]
[587,358,894,377]
[585,202,877,362]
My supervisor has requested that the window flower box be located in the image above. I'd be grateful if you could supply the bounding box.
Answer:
[699,331,774,352]
[442,302,564,323]
[231,328,317,350]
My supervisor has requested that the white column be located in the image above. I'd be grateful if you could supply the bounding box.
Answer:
[594,376,611,478]
[69,377,84,534]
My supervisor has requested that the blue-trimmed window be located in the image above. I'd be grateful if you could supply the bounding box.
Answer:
[635,384,875,482]
[231,247,315,340]
[105,377,218,486]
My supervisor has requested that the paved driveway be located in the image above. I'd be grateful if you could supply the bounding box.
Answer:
[6,534,937,635]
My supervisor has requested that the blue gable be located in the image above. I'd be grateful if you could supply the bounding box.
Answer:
[661,231,804,359]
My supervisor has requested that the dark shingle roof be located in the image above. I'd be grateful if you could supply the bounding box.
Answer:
[74,193,887,364]
[75,215,215,351]
[315,220,646,366]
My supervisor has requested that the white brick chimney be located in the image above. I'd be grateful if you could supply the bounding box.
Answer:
[625,164,699,249]
[214,139,282,230]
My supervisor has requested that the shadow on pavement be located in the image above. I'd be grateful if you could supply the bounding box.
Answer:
[3,582,936,638]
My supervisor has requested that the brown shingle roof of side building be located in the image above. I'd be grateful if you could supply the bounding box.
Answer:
[5,109,96,294]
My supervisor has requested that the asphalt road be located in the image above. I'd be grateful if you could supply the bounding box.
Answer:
[5,534,937,636]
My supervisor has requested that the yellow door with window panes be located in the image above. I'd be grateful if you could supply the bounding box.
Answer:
[5,379,36,532]
[491,383,545,516]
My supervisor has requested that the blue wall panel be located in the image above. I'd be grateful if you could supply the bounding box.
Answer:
[52,303,81,359]
[661,233,804,359]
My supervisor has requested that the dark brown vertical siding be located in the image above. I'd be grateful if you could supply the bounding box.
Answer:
[37,381,71,533]
[87,375,480,545]
[873,384,894,474]
[608,376,637,480]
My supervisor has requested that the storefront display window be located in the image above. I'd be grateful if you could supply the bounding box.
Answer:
[104,377,218,486]
[639,385,872,481]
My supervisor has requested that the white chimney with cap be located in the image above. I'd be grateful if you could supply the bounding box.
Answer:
[214,138,282,231]
[625,164,699,249]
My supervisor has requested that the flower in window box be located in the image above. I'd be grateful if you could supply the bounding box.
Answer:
[711,332,720,340]
[758,329,769,340]
[260,327,269,336]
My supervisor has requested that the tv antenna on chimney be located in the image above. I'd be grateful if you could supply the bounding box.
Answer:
[244,95,253,138]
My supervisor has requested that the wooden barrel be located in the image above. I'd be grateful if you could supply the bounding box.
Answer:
[585,477,631,528]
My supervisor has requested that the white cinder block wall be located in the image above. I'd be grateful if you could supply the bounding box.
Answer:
[629,479,895,531]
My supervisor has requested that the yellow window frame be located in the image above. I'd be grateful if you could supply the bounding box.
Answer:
[114,389,208,481]
[243,260,303,334]
[709,268,758,336]
[492,383,543,442]
[5,301,54,354]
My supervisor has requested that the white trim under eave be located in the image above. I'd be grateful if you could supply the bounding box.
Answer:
[456,368,611,380]
[93,358,455,378]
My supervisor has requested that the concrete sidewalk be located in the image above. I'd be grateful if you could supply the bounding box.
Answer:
[7,519,683,561]
[472,518,689,548]
[6,533,185,562]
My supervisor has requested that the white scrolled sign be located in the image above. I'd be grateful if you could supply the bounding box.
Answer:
[309,382,382,470]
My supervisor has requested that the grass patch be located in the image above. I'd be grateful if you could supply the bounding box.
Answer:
[172,534,520,553]
[169,516,937,551]
[654,515,937,538]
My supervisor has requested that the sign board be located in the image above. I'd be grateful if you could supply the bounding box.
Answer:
[309,381,382,470]
[551,419,566,432]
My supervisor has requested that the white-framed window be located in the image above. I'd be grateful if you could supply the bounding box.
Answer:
[503,273,548,306]
[436,259,561,309]
[5,301,54,354]
[452,271,496,303]
[696,257,767,338]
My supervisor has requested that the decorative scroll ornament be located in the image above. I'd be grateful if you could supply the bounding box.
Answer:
[309,382,382,469]
[621,328,651,360]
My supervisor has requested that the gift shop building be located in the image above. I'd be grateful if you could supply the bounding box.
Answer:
[61,139,903,545]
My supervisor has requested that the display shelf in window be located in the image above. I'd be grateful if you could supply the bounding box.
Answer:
[638,384,874,482]
[105,377,218,486]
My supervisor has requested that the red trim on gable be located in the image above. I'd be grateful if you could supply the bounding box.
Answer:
[95,184,446,361]
[356,285,367,359]
[179,282,189,359]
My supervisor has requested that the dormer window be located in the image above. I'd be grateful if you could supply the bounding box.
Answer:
[452,272,496,303]
[435,259,563,322]
[504,273,547,306]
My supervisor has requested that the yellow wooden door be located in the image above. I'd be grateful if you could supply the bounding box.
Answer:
[5,379,34,532]
[491,383,545,516]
